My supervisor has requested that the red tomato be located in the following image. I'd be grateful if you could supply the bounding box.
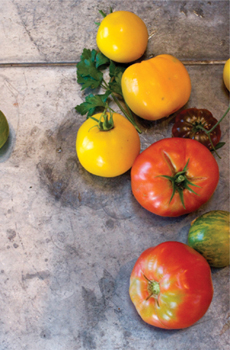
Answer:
[129,241,213,329]
[131,138,219,217]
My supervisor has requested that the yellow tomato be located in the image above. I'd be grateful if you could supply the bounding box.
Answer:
[96,11,148,63]
[76,113,140,177]
[121,54,192,120]
[223,58,230,91]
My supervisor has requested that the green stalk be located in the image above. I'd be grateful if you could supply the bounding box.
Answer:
[89,115,100,123]
[207,105,230,134]
[195,105,230,159]
[102,78,142,133]
[111,94,142,133]
[196,124,221,158]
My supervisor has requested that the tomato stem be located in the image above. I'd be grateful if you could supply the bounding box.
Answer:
[88,109,114,131]
[111,94,142,133]
[195,105,230,159]
[195,124,221,158]
[101,78,142,133]
[89,115,100,123]
[143,274,160,300]
[207,104,230,134]
[159,159,201,209]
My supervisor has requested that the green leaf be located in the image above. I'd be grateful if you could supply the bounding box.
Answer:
[108,61,127,95]
[75,91,111,117]
[95,52,110,69]
[77,49,109,90]
[211,142,225,151]
[109,60,126,79]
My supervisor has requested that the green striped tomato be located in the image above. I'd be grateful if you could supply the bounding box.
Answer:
[187,210,230,268]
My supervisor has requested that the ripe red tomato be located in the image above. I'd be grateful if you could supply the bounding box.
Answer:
[131,138,219,217]
[129,241,213,329]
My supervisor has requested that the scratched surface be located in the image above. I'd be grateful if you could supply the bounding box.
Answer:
[0,1,229,350]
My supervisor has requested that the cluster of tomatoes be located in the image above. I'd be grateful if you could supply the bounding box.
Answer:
[76,10,230,330]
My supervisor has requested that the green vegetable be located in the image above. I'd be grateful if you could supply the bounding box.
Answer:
[188,210,230,268]
[0,111,9,149]
[75,48,141,133]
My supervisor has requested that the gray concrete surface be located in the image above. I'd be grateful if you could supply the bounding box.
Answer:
[0,1,229,349]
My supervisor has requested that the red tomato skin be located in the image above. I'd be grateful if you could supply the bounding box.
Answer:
[129,241,214,329]
[131,138,219,217]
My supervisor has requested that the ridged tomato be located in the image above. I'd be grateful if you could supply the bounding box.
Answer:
[130,241,213,329]
[121,54,191,120]
[131,138,219,217]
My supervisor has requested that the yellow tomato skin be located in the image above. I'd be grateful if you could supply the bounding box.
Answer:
[76,113,140,177]
[223,58,230,91]
[96,11,148,63]
[121,54,192,120]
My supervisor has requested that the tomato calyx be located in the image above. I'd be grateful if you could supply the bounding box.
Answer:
[95,8,113,25]
[160,159,201,209]
[89,109,114,131]
[143,274,160,302]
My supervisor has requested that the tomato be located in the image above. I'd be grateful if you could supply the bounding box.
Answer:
[223,58,230,91]
[172,108,221,150]
[131,138,219,217]
[188,210,230,268]
[76,112,140,177]
[96,11,148,63]
[0,111,9,149]
[130,241,213,329]
[121,54,191,120]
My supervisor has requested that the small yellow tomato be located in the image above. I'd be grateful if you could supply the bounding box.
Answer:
[96,11,148,63]
[76,113,140,177]
[223,58,230,91]
[121,54,192,120]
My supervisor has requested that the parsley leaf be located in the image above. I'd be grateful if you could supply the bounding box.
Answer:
[77,49,110,90]
[95,51,110,69]
[108,61,127,96]
[75,91,111,117]
[75,47,142,133]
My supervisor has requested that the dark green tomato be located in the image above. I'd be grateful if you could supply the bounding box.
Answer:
[172,108,221,150]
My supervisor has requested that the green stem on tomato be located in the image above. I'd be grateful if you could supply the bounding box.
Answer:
[159,159,201,209]
[89,115,100,123]
[143,274,160,301]
[196,124,221,159]
[111,93,142,133]
[195,105,230,159]
[207,105,230,134]
[102,78,142,133]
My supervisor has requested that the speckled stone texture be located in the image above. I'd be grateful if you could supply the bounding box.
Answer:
[0,1,229,350]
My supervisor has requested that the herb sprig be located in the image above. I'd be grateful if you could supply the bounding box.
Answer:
[75,48,141,133]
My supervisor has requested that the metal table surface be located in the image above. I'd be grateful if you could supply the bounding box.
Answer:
[0,1,229,349]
